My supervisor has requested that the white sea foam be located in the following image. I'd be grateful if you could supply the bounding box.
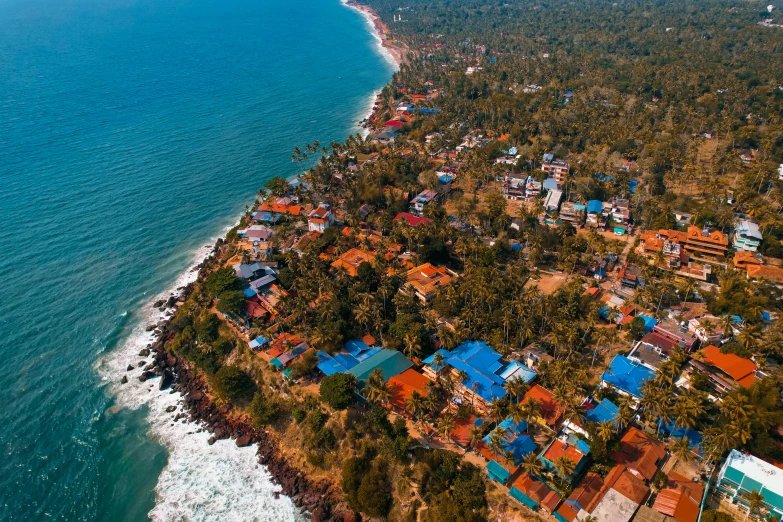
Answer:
[340,0,400,70]
[97,237,302,522]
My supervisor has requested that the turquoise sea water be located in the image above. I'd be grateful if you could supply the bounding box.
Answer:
[0,0,393,519]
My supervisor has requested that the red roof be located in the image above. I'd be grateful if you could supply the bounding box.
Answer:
[652,474,703,522]
[543,440,584,467]
[586,465,649,513]
[640,332,677,355]
[522,385,563,427]
[384,120,403,127]
[612,427,666,481]
[387,369,431,410]
[394,212,432,227]
[556,473,603,521]
[699,345,757,387]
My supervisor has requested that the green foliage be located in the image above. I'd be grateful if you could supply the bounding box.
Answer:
[211,366,255,403]
[205,267,242,299]
[249,391,280,428]
[319,373,357,410]
[216,290,246,316]
[627,316,647,341]
[355,462,393,518]
[194,313,221,343]
[264,176,291,198]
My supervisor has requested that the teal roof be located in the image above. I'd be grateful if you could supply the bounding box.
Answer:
[487,460,511,484]
[762,489,783,512]
[722,466,745,485]
[348,349,413,383]
[741,476,763,494]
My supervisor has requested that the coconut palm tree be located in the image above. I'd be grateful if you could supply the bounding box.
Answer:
[487,426,508,457]
[406,390,425,426]
[437,415,457,444]
[597,420,615,443]
[553,455,576,483]
[403,333,421,361]
[365,368,391,404]
[742,490,766,522]
[468,426,484,452]
[670,437,694,464]
[504,377,529,402]
[521,452,544,478]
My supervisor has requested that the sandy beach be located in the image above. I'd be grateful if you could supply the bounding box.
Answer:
[344,0,410,66]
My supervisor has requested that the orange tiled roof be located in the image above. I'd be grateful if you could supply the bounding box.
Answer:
[746,264,783,284]
[698,345,757,387]
[511,473,551,503]
[260,202,302,215]
[543,440,584,467]
[388,368,431,410]
[522,385,563,427]
[612,427,666,481]
[541,490,562,513]
[330,248,375,277]
[405,263,455,296]
[652,474,703,522]
[733,251,762,268]
[685,226,728,246]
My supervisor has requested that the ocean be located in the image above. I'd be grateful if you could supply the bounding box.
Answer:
[0,0,394,519]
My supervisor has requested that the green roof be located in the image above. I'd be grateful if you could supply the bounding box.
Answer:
[509,487,538,509]
[348,349,413,383]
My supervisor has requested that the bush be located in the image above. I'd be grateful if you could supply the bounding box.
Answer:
[292,409,306,423]
[319,373,357,410]
[194,314,221,343]
[249,391,280,428]
[627,316,646,341]
[211,366,255,403]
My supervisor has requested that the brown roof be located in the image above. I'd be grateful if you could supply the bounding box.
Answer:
[685,226,727,246]
[511,473,551,503]
[746,264,783,284]
[586,465,649,513]
[556,473,603,521]
[733,250,762,268]
[612,427,666,481]
[651,474,703,522]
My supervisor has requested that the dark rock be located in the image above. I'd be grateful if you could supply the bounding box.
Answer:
[153,299,166,308]
[126,364,134,371]
[138,348,150,357]
[166,296,177,307]
[144,364,154,371]
[159,369,173,390]
[207,436,216,445]
[166,405,177,413]
[138,360,146,367]
[120,375,128,384]
[236,435,251,447]
[145,325,156,332]
[190,391,203,401]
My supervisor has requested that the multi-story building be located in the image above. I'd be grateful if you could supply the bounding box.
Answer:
[502,173,526,200]
[714,450,783,520]
[403,263,457,303]
[307,204,334,232]
[559,202,586,225]
[683,225,728,258]
[541,154,570,185]
[733,219,763,252]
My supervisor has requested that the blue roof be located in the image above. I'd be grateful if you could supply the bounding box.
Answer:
[498,417,529,437]
[585,398,619,424]
[628,180,639,194]
[484,432,537,465]
[243,287,258,298]
[498,361,537,383]
[663,422,703,455]
[423,349,451,371]
[426,341,510,403]
[639,315,658,333]
[543,178,559,191]
[344,338,370,356]
[600,355,655,398]
[248,336,269,349]
[587,200,603,214]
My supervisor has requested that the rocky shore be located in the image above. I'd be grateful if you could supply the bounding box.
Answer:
[344,0,410,66]
[124,274,359,522]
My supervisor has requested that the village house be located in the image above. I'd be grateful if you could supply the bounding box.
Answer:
[541,154,570,185]
[687,314,726,344]
[578,465,650,522]
[502,172,527,200]
[648,472,704,522]
[586,200,605,228]
[394,211,432,228]
[600,354,655,401]
[330,248,375,277]
[386,368,432,415]
[403,263,458,303]
[555,472,604,522]
[687,345,757,394]
[745,263,783,286]
[409,189,445,216]
[510,473,560,512]
[525,177,542,201]
[540,436,590,482]
[521,384,564,429]
[612,427,666,481]
[628,332,678,370]
[307,203,334,232]
[732,219,762,251]
[559,201,586,226]
[423,341,536,409]
[544,189,563,220]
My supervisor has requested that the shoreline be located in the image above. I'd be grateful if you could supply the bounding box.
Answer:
[341,0,410,68]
